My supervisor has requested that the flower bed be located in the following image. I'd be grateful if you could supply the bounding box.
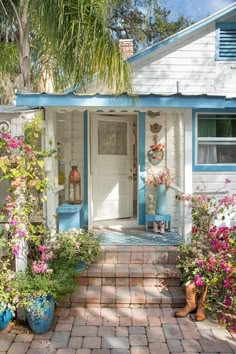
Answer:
[177,180,236,331]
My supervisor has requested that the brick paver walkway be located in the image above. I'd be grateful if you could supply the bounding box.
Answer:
[0,307,235,354]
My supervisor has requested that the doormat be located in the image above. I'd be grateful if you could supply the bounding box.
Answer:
[97,230,184,246]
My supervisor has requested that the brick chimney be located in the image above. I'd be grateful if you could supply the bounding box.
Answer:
[119,39,134,59]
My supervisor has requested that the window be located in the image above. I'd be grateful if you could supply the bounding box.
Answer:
[216,23,236,60]
[196,114,236,165]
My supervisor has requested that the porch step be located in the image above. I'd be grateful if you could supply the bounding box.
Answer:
[62,245,185,308]
[78,263,181,287]
[98,245,179,265]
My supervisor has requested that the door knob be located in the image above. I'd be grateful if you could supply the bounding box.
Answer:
[128,176,133,180]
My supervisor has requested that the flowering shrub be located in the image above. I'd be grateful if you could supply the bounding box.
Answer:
[0,260,19,316]
[177,180,236,331]
[146,168,175,190]
[0,114,51,258]
[53,228,101,265]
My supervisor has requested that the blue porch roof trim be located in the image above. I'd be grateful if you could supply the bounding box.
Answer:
[128,3,236,63]
[16,93,236,109]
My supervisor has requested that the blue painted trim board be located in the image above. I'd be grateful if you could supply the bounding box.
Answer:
[83,111,88,227]
[138,112,146,225]
[16,93,236,109]
[192,109,236,171]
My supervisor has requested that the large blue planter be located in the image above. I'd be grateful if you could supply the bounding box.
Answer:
[155,184,168,215]
[0,307,12,331]
[25,295,55,334]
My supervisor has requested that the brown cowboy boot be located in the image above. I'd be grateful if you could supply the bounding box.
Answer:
[195,285,208,321]
[174,282,197,317]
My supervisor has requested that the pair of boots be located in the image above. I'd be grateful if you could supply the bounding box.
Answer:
[174,282,208,321]
[153,222,165,234]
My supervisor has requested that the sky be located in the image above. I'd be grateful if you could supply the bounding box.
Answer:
[164,0,236,21]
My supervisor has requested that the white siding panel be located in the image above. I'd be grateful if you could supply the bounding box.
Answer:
[131,23,235,95]
[193,172,236,226]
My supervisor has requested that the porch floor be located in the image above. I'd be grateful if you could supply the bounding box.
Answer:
[96,229,183,246]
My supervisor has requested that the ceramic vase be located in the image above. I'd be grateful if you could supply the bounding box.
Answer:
[155,184,167,215]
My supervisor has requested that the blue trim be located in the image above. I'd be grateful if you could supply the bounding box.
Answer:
[216,22,236,61]
[128,3,236,63]
[16,93,236,109]
[192,109,236,171]
[138,112,146,225]
[83,111,88,227]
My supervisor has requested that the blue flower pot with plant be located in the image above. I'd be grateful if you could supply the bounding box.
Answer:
[0,307,13,331]
[25,295,55,334]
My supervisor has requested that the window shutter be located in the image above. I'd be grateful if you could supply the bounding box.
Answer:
[219,27,236,59]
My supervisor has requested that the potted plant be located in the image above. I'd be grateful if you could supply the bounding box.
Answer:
[0,260,19,331]
[54,229,101,271]
[14,243,78,334]
[146,168,175,215]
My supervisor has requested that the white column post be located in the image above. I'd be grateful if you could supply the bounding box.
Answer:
[45,110,58,234]
[183,109,193,243]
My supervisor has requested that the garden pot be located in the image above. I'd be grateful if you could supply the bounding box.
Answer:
[25,295,55,334]
[0,307,12,331]
[74,261,87,272]
[155,184,167,215]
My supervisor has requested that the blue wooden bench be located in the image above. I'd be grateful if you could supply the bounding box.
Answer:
[145,214,172,232]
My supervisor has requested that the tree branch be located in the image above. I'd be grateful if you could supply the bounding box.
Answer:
[0,0,10,18]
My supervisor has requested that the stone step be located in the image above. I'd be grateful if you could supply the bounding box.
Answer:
[99,245,179,265]
[66,285,185,308]
[78,264,181,287]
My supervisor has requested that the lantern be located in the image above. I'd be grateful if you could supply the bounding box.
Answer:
[68,163,81,204]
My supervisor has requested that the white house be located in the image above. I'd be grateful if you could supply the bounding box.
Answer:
[16,2,236,241]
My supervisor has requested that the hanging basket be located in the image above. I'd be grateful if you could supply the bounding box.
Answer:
[147,150,164,166]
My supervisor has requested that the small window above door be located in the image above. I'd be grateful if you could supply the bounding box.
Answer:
[216,23,236,61]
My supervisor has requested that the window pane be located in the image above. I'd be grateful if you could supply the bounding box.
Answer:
[198,144,236,164]
[98,121,127,155]
[198,115,236,138]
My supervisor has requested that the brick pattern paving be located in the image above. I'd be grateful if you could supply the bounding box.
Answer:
[0,307,235,353]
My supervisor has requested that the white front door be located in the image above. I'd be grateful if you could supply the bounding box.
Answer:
[91,114,133,221]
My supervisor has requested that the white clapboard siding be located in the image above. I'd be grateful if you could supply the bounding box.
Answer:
[131,15,236,96]
[193,172,236,225]
[146,111,184,231]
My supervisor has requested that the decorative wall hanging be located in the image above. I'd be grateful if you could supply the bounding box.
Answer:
[148,125,165,165]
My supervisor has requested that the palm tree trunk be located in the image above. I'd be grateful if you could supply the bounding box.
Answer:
[15,0,32,91]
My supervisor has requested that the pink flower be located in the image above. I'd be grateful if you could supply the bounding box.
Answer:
[12,244,20,256]
[38,245,49,253]
[197,259,204,267]
[24,146,35,158]
[194,275,204,287]
[223,279,231,288]
[223,295,232,307]
[225,178,231,184]
[32,261,48,274]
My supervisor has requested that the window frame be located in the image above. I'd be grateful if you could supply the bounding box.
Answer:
[193,112,236,171]
[216,22,236,61]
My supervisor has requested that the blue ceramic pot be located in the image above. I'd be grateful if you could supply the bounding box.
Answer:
[0,307,12,331]
[155,184,167,215]
[74,261,87,272]
[25,295,55,334]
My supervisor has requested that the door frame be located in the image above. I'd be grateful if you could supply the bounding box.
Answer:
[88,111,139,229]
